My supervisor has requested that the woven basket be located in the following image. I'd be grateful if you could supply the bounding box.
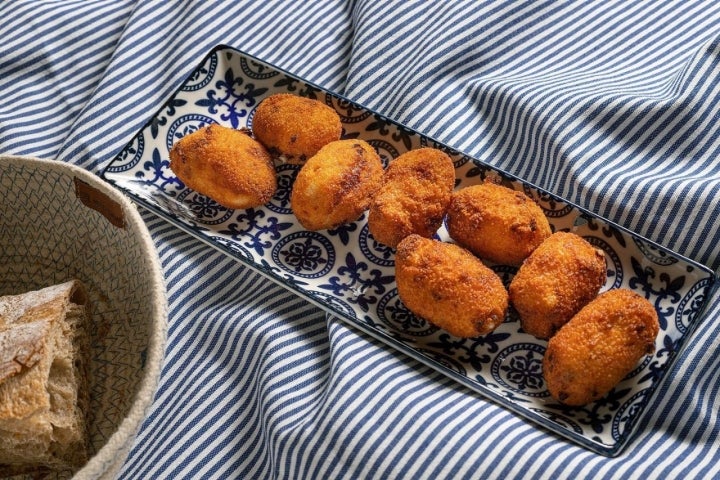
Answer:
[0,156,167,479]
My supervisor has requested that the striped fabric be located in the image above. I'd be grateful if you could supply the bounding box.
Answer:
[2,0,720,478]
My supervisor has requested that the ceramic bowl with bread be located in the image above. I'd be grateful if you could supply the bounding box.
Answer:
[0,156,167,479]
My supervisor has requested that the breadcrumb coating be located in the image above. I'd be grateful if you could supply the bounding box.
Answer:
[447,181,551,265]
[291,139,383,230]
[395,235,509,338]
[169,124,277,209]
[509,231,606,339]
[368,148,455,248]
[252,93,342,164]
[543,288,659,406]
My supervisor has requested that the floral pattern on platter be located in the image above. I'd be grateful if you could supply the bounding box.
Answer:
[108,132,144,172]
[272,232,335,279]
[376,288,439,337]
[102,45,716,457]
[491,343,548,398]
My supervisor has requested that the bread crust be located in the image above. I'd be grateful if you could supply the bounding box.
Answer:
[0,280,91,475]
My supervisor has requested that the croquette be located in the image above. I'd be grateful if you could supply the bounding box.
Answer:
[252,93,342,164]
[368,148,456,248]
[169,124,277,209]
[447,181,552,265]
[543,288,659,406]
[509,231,606,339]
[290,139,384,230]
[395,235,509,338]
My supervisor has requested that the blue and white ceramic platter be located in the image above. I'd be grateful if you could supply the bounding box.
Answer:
[102,45,717,456]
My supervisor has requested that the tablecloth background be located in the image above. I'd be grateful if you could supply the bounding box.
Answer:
[2,1,720,478]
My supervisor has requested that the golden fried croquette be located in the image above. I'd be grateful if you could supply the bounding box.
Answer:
[169,124,277,209]
[446,181,551,265]
[368,148,455,248]
[395,235,509,338]
[543,288,659,406]
[509,231,606,339]
[290,139,383,230]
[252,93,342,164]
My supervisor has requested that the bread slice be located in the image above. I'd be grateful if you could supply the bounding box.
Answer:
[0,280,91,476]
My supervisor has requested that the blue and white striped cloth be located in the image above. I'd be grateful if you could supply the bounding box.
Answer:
[2,1,720,478]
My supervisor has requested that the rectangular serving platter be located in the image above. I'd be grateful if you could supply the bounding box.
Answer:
[101,44,717,456]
